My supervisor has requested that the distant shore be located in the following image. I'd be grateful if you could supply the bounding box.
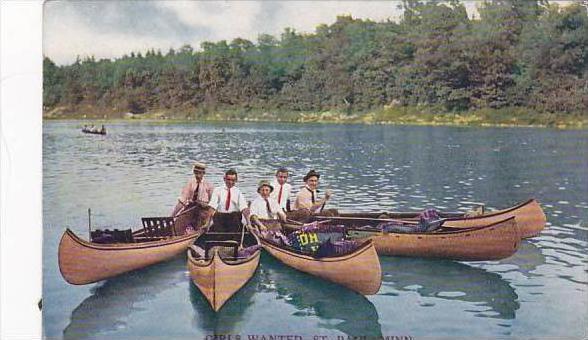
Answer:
[43,105,588,129]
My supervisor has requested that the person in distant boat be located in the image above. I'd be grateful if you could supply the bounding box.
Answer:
[100,125,106,134]
[250,180,287,231]
[270,167,292,212]
[208,169,249,232]
[83,124,88,131]
[292,169,337,220]
[171,161,214,219]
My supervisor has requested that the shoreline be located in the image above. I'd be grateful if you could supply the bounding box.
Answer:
[43,106,588,130]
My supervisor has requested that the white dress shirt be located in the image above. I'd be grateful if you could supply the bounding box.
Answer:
[250,195,282,219]
[270,181,292,211]
[208,186,248,213]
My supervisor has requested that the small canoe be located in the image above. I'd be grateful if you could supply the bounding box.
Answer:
[315,216,520,261]
[187,230,261,312]
[333,199,546,239]
[58,225,200,285]
[254,223,382,295]
[82,128,106,135]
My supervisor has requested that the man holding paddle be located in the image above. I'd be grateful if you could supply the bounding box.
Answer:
[171,161,214,216]
[171,161,215,234]
[291,169,337,221]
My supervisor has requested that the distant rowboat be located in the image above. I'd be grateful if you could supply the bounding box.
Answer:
[81,127,106,135]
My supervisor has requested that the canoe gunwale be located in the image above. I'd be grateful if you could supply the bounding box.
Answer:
[347,216,518,237]
[259,237,374,262]
[63,228,201,251]
[445,199,536,222]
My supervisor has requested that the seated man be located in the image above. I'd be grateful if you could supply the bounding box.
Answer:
[171,161,214,215]
[171,162,214,233]
[250,180,287,231]
[208,169,249,232]
[291,169,337,221]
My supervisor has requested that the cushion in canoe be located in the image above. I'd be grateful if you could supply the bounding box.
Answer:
[90,228,133,243]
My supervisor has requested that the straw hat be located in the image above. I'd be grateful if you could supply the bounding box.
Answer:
[192,161,206,172]
[257,180,274,193]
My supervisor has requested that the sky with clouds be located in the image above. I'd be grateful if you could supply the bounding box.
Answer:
[44,0,571,66]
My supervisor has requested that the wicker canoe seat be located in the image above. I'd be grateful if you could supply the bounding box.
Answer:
[141,217,176,238]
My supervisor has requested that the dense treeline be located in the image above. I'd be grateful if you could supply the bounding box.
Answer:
[43,0,588,118]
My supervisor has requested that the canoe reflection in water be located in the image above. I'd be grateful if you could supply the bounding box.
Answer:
[189,268,258,334]
[63,257,186,339]
[499,240,546,278]
[380,256,520,320]
[258,253,383,337]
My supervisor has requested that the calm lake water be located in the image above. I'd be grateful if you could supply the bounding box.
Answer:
[43,121,588,339]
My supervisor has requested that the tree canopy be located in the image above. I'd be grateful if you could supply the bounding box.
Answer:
[43,0,588,116]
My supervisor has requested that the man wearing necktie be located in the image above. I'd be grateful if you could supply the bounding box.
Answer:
[292,169,337,221]
[208,169,249,232]
[171,162,215,234]
[270,167,292,212]
[250,180,287,231]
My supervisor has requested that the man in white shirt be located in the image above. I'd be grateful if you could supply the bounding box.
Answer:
[250,180,287,231]
[208,169,249,232]
[270,167,292,212]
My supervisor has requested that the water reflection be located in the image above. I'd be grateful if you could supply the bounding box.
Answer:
[258,254,382,337]
[380,257,520,320]
[63,256,186,339]
[499,241,547,278]
[189,271,258,334]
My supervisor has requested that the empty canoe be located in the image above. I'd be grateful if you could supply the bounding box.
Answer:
[333,199,545,239]
[187,231,261,312]
[341,216,521,261]
[58,227,200,285]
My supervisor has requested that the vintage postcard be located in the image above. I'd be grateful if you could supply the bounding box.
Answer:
[37,1,588,339]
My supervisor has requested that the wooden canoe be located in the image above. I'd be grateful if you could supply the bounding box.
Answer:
[338,216,521,261]
[58,228,201,285]
[256,226,382,295]
[187,231,261,312]
[334,199,546,239]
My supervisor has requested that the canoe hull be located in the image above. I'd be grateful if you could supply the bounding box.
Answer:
[443,199,546,239]
[261,240,381,295]
[58,229,199,285]
[188,247,260,312]
[357,217,520,261]
[338,199,546,239]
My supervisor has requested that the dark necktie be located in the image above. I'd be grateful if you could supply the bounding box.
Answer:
[278,185,283,205]
[307,187,315,204]
[265,198,272,217]
[225,188,231,211]
[192,182,200,202]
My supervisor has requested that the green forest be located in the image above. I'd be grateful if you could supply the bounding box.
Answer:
[43,0,588,127]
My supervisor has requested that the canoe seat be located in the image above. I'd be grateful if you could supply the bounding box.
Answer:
[205,240,239,259]
[142,217,175,237]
